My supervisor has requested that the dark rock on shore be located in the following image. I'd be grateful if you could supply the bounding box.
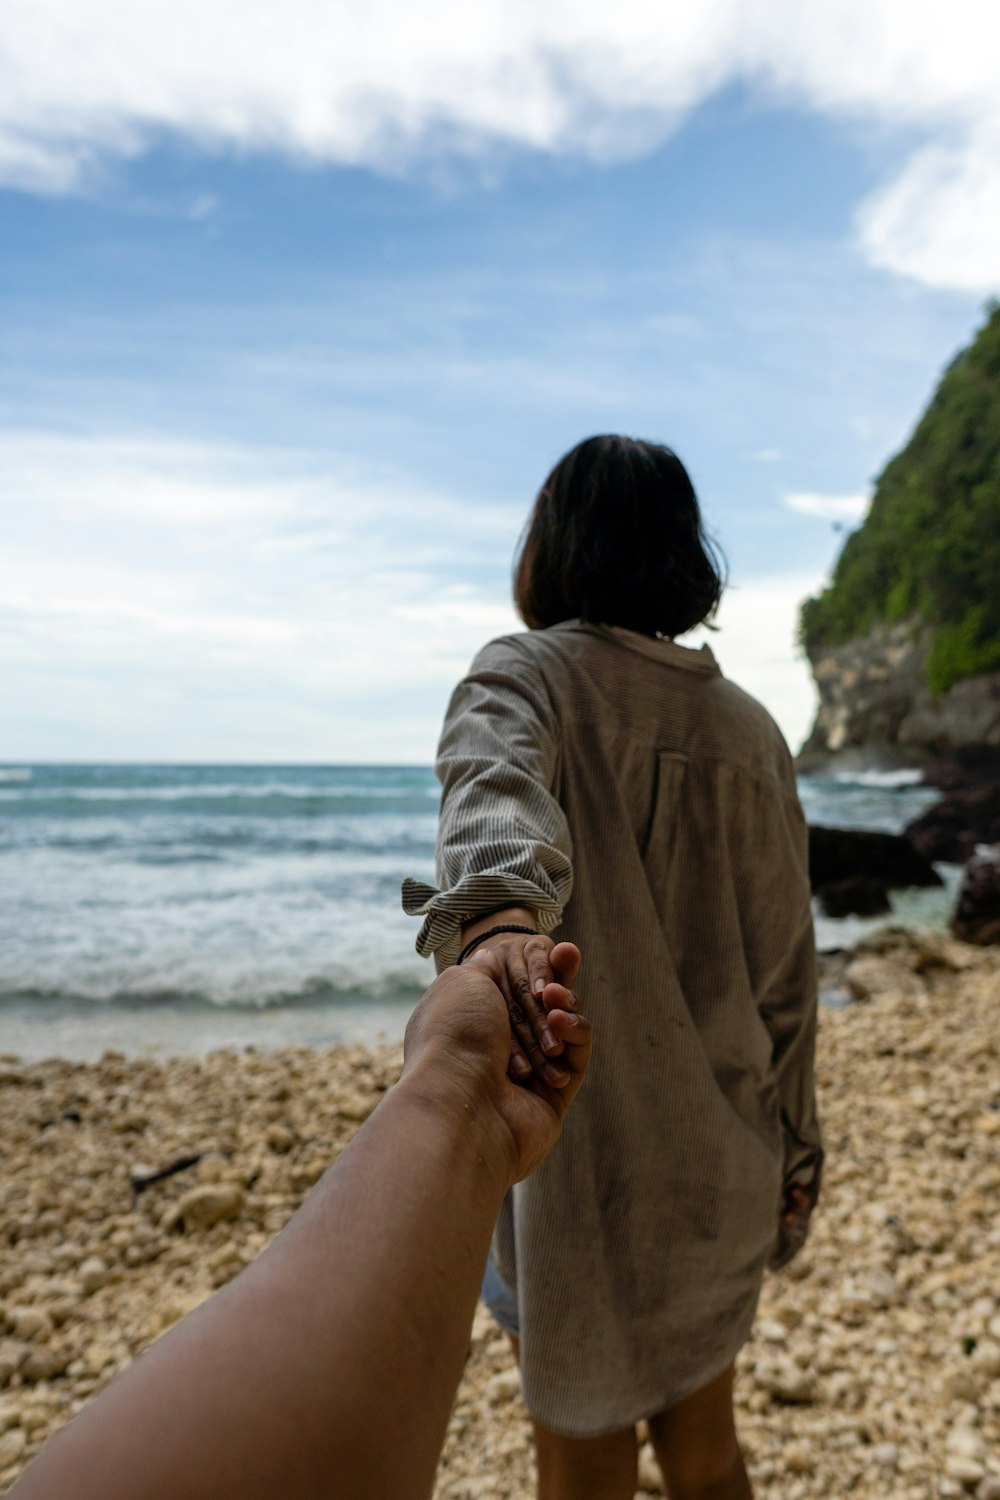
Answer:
[808,825,943,894]
[905,781,1000,864]
[922,751,1000,791]
[951,854,1000,946]
[816,876,892,919]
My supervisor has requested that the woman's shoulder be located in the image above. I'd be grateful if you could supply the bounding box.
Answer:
[468,624,582,671]
[703,674,798,783]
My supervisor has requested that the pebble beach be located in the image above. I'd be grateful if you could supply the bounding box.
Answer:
[1,928,998,1498]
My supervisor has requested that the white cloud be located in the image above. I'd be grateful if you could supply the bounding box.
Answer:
[687,570,825,753]
[858,128,1000,292]
[0,429,524,759]
[5,432,297,524]
[1,426,823,758]
[1,1,999,290]
[785,491,871,522]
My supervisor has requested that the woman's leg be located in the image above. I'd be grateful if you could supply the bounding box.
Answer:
[509,1337,638,1500]
[647,1364,752,1500]
[531,1420,638,1500]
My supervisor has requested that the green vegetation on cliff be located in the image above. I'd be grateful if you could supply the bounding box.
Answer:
[799,303,1000,693]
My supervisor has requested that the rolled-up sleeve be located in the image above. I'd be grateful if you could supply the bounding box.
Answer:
[401,638,574,969]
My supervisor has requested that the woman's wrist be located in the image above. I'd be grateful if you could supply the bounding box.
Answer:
[460,906,539,949]
[456,923,539,966]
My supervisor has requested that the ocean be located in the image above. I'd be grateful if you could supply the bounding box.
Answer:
[0,763,959,1061]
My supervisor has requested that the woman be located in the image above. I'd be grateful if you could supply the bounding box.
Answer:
[402,435,822,1500]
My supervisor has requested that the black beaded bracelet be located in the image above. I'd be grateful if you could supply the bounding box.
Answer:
[455,924,541,966]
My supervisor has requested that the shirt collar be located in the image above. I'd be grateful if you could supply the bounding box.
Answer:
[562,620,721,674]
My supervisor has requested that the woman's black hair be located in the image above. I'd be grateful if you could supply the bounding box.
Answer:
[513,434,725,638]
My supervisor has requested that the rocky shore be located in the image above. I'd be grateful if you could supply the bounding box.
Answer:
[2,932,999,1499]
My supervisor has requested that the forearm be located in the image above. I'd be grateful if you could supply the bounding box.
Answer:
[13,1076,511,1500]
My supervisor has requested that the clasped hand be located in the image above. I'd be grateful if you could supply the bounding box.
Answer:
[403,943,591,1183]
[457,921,582,1089]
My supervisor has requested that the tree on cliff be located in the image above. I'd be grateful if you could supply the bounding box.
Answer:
[799,302,1000,694]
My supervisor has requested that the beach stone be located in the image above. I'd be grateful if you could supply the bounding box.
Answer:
[0,1339,31,1384]
[948,1431,987,1462]
[18,1403,53,1435]
[22,1345,69,1382]
[5,1308,52,1342]
[862,1267,901,1307]
[872,1443,900,1468]
[976,1479,1000,1500]
[943,1368,980,1402]
[946,1431,989,1487]
[81,1344,117,1377]
[845,956,924,1003]
[753,1359,816,1404]
[336,1095,375,1123]
[163,1184,245,1232]
[782,1441,815,1475]
[34,1278,82,1312]
[947,1456,987,1486]
[0,1426,26,1469]
[194,1155,227,1184]
[78,1256,109,1295]
[971,1341,1000,1377]
[149,1288,212,1337]
[637,1443,662,1491]
[265,1124,295,1154]
[756,1319,789,1343]
[485,1368,521,1404]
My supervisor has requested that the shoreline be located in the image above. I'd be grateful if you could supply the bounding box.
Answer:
[2,931,999,1497]
[0,995,416,1066]
[0,873,968,1068]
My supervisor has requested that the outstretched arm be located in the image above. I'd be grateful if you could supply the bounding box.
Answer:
[11,959,591,1500]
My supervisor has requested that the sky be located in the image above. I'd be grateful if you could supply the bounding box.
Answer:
[2,0,999,762]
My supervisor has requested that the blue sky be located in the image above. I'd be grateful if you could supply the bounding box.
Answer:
[2,3,998,761]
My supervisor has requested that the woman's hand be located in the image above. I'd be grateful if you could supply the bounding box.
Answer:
[458,908,582,1087]
[403,950,592,1183]
[768,1184,816,1270]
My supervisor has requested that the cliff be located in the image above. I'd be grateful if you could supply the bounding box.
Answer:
[798,304,1000,769]
[798,620,1000,770]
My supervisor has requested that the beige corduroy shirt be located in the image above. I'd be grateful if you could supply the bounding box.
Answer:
[402,620,822,1435]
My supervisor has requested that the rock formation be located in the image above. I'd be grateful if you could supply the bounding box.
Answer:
[798,305,1000,772]
[951,854,1000,946]
[808,825,941,895]
[798,623,1000,770]
[905,781,1000,864]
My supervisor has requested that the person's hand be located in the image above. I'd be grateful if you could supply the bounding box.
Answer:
[460,927,582,1088]
[402,952,592,1184]
[768,1184,815,1270]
